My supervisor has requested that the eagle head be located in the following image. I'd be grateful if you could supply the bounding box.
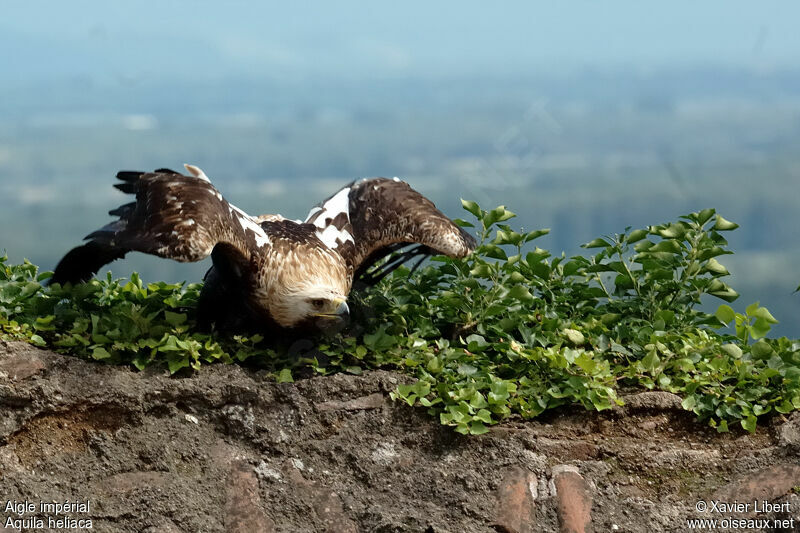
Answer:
[255,248,351,331]
[266,282,350,331]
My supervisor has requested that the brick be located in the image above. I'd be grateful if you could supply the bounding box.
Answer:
[492,467,537,533]
[0,353,45,381]
[566,442,598,461]
[553,465,593,533]
[714,464,800,503]
[313,488,358,533]
[617,391,683,412]
[225,460,275,533]
[778,413,800,447]
[286,464,358,533]
[317,392,385,411]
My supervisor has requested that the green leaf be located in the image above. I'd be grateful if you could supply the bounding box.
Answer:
[715,304,735,325]
[277,368,294,383]
[427,357,444,373]
[563,328,585,345]
[703,258,729,276]
[484,206,516,227]
[720,344,742,359]
[474,409,493,424]
[641,350,661,374]
[582,238,611,249]
[654,223,686,239]
[526,248,550,264]
[709,286,739,303]
[681,395,697,412]
[750,305,778,324]
[713,215,739,231]
[625,229,649,243]
[30,334,46,347]
[574,353,597,374]
[167,352,189,374]
[695,208,716,225]
[524,229,550,242]
[751,340,773,359]
[460,199,482,217]
[649,240,682,253]
[741,416,757,433]
[507,285,534,302]
[465,334,488,349]
[92,347,112,360]
[164,311,187,326]
[749,317,773,339]
[469,421,489,435]
[469,263,494,278]
[653,309,675,325]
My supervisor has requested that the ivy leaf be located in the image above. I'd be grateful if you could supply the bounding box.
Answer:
[277,368,294,383]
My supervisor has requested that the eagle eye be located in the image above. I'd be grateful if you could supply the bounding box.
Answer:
[310,298,326,309]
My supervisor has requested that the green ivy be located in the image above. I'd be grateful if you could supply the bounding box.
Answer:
[2,202,799,435]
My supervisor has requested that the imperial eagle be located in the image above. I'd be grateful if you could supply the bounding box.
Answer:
[50,165,476,332]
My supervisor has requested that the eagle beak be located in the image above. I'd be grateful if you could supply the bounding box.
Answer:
[314,298,350,333]
[314,298,350,321]
[334,299,350,320]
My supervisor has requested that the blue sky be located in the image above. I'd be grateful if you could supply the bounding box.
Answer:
[4,1,799,84]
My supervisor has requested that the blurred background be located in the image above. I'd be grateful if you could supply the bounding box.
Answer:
[2,2,799,335]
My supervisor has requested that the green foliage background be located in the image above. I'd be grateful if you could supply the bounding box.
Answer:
[2,203,799,435]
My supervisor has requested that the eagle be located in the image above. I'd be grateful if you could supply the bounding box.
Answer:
[50,165,476,333]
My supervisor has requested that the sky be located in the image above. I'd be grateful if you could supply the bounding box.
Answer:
[3,2,800,85]
[2,2,800,336]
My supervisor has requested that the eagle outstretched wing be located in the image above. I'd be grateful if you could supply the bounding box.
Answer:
[305,178,477,284]
[50,165,271,285]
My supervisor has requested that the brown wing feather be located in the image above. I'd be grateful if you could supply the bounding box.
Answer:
[51,168,270,284]
[305,178,476,282]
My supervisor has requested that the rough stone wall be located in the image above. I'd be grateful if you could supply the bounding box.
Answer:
[2,340,800,533]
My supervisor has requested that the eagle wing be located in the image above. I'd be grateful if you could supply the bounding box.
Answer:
[304,178,476,284]
[50,165,270,285]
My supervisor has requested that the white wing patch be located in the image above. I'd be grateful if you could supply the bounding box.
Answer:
[315,187,351,223]
[305,206,322,219]
[229,204,271,248]
[305,187,354,249]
